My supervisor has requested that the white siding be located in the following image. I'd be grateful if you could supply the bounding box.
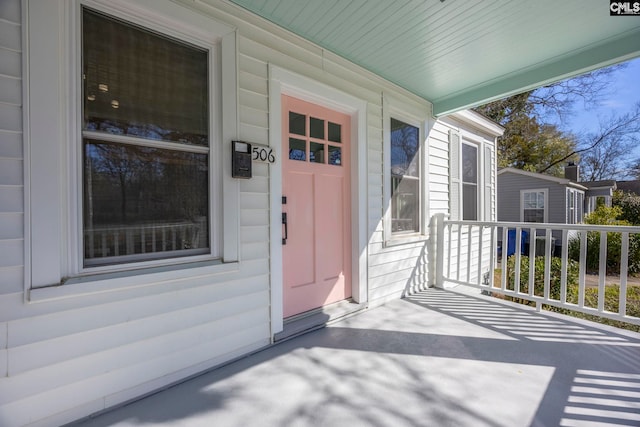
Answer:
[0,0,23,297]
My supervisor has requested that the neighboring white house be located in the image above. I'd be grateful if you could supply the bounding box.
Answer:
[0,1,637,425]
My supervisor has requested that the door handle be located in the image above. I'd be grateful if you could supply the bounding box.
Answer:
[282,212,288,245]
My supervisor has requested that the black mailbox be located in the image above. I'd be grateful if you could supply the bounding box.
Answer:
[232,140,252,179]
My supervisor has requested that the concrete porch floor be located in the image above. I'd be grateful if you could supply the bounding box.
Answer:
[71,288,640,427]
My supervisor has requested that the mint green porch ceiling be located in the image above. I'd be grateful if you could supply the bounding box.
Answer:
[227,0,640,116]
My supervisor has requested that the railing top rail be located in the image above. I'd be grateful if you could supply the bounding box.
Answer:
[441,219,640,234]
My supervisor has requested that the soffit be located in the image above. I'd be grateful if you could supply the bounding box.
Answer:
[228,0,640,115]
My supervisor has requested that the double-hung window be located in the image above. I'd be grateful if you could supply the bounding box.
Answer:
[82,8,210,266]
[522,189,547,223]
[26,0,237,290]
[390,118,421,234]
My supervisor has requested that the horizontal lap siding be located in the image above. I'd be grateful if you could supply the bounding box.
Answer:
[0,0,23,297]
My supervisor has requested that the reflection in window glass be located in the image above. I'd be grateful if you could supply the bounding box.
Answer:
[289,138,306,161]
[83,8,208,146]
[310,117,324,139]
[328,146,341,166]
[462,143,478,220]
[328,122,341,143]
[390,118,420,233]
[310,142,324,163]
[82,8,210,266]
[391,118,419,177]
[83,140,209,263]
[289,112,306,136]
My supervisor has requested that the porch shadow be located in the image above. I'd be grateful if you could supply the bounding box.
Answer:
[71,288,640,427]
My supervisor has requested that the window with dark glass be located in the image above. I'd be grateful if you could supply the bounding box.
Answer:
[390,118,420,233]
[523,190,545,223]
[287,111,342,166]
[462,143,478,220]
[82,8,210,266]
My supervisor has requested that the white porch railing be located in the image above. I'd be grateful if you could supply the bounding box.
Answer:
[431,213,640,326]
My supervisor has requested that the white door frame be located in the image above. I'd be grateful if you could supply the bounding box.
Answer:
[268,65,368,337]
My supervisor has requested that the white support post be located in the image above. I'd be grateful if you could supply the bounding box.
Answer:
[430,213,445,288]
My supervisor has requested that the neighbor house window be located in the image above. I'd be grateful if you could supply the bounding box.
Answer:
[462,142,478,220]
[522,189,547,223]
[390,118,420,233]
[567,189,584,224]
[82,8,210,266]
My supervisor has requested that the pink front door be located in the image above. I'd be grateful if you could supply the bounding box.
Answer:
[282,95,352,318]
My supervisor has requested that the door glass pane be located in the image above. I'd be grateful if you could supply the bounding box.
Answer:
[310,142,324,163]
[310,117,324,139]
[289,112,306,136]
[328,122,341,143]
[82,8,208,146]
[83,140,209,264]
[289,138,306,161]
[328,146,341,166]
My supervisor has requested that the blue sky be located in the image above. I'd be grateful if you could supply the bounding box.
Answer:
[561,56,640,135]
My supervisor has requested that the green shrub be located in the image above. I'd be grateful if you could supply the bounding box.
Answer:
[549,284,640,332]
[567,204,640,274]
[505,255,579,300]
[613,190,640,226]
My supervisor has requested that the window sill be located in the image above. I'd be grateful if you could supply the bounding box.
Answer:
[384,233,429,248]
[28,259,239,303]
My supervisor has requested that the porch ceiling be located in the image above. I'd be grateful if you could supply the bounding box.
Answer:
[227,0,640,116]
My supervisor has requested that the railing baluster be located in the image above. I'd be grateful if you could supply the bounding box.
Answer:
[544,228,552,301]
[88,231,94,259]
[126,229,134,255]
[477,225,483,287]
[456,224,462,282]
[514,227,522,294]
[620,232,629,316]
[467,225,472,283]
[447,224,452,279]
[598,231,607,313]
[489,226,496,289]
[528,227,536,297]
[578,231,587,308]
[560,229,568,304]
[501,226,507,291]
[101,233,107,257]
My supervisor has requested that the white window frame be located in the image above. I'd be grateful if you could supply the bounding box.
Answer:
[24,0,239,295]
[382,94,429,244]
[520,189,548,223]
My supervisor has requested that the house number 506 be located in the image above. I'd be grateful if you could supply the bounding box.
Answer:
[252,146,276,163]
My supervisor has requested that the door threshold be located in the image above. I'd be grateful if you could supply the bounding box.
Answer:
[275,299,366,342]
